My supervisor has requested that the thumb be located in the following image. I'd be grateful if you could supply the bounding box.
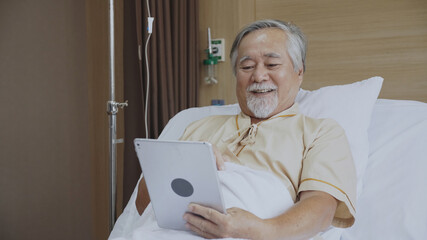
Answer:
[212,145,225,171]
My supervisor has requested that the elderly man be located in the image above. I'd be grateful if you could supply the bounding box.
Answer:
[137,19,356,240]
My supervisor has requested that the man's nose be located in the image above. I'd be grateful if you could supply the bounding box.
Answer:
[252,65,268,82]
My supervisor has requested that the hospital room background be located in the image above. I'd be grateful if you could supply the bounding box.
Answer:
[1,0,426,239]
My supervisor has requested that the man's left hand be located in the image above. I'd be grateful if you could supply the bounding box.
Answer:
[183,203,268,239]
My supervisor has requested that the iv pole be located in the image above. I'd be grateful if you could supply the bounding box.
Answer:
[107,0,127,231]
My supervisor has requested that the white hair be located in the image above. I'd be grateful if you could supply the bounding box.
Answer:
[230,19,307,75]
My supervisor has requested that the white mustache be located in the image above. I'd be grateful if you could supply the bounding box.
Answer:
[247,83,278,92]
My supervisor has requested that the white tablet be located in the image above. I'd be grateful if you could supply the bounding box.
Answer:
[134,139,226,230]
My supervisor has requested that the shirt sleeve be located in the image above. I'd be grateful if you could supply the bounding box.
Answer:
[298,118,357,228]
[179,119,202,141]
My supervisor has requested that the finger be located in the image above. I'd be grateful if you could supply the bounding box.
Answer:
[185,222,218,239]
[188,203,224,225]
[184,212,219,238]
[212,145,225,170]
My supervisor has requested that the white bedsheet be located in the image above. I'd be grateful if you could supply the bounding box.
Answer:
[341,99,427,240]
[110,162,293,239]
[110,162,344,240]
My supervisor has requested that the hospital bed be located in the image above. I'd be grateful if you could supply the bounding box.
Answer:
[109,77,427,240]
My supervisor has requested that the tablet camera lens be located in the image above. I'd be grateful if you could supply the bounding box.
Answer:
[171,178,194,197]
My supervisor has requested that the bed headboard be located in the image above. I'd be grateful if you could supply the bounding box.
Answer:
[198,0,427,105]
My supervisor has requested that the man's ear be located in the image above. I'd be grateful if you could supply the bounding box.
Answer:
[298,68,304,82]
[298,68,304,77]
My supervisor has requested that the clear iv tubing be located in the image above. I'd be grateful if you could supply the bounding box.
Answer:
[144,33,151,139]
[144,0,151,139]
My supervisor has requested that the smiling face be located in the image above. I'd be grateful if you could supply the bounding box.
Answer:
[235,28,303,122]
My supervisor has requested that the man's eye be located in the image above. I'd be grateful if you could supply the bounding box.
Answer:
[267,64,280,68]
[240,66,254,70]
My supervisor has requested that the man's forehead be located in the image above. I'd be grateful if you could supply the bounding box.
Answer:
[239,52,282,63]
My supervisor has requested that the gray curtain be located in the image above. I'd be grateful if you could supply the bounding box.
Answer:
[122,0,199,208]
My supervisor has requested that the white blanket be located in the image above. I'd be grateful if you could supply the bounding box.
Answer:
[110,162,341,240]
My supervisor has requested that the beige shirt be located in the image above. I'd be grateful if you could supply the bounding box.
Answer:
[180,103,356,228]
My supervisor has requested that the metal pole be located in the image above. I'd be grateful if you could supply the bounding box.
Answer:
[108,0,116,231]
[108,112,117,231]
[107,0,127,231]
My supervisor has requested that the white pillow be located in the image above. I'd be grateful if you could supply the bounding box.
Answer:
[161,77,383,197]
[295,76,384,196]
